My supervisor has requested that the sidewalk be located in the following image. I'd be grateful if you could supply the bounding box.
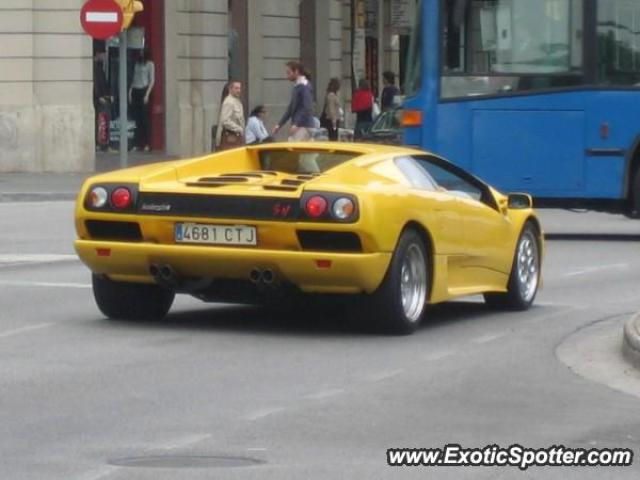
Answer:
[0,151,178,202]
[623,313,640,370]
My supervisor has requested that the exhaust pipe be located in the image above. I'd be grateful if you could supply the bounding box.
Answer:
[149,264,160,278]
[160,265,175,282]
[262,269,276,285]
[249,268,263,284]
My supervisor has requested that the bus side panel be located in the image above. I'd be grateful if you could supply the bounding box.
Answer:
[585,91,640,198]
[471,110,585,196]
[432,90,639,200]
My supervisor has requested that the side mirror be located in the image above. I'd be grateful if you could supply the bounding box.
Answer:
[507,193,533,209]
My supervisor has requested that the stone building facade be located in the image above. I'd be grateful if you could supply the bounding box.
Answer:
[0,0,402,173]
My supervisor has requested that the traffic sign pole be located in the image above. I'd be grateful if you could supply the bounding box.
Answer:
[81,0,143,170]
[119,31,128,168]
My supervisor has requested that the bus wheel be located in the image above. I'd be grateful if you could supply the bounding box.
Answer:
[631,167,640,218]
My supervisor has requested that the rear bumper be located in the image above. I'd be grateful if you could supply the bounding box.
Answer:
[75,240,391,294]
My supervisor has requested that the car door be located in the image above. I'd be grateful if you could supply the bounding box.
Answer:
[394,155,468,253]
[413,156,513,290]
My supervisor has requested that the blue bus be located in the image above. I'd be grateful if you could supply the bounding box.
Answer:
[402,0,640,216]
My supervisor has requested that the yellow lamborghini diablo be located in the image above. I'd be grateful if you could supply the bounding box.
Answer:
[75,142,543,334]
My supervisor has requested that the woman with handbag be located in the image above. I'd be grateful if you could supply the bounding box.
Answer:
[320,78,341,141]
[215,81,245,150]
[351,78,374,140]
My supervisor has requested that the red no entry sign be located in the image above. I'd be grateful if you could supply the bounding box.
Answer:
[80,0,123,40]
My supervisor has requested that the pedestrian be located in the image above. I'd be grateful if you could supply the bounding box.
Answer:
[128,48,155,152]
[245,105,273,145]
[320,78,342,141]
[273,61,315,142]
[351,78,374,140]
[381,71,400,112]
[215,80,246,150]
[93,46,112,152]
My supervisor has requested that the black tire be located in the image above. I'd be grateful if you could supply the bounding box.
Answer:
[361,229,430,335]
[92,274,175,320]
[630,167,640,219]
[484,223,540,310]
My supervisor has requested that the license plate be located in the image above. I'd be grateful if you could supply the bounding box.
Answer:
[175,223,257,246]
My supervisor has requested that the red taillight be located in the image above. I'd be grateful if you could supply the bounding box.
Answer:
[111,187,132,209]
[305,195,328,218]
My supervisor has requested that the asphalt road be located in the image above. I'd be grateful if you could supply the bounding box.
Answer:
[1,202,640,479]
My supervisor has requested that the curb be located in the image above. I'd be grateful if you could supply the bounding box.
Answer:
[622,312,640,369]
[0,193,77,203]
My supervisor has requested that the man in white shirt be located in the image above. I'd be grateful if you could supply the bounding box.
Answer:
[245,105,272,145]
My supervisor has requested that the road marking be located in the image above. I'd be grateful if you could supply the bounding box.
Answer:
[0,200,75,206]
[247,447,269,452]
[472,332,507,344]
[562,263,629,278]
[422,349,456,362]
[365,369,405,383]
[0,280,90,289]
[157,434,212,451]
[0,323,54,339]
[243,406,286,421]
[303,388,345,401]
[0,254,77,265]
[75,466,120,480]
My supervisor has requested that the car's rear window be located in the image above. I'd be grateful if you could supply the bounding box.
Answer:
[258,149,359,174]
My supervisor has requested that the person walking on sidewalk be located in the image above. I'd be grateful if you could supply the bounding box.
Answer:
[352,78,374,140]
[381,71,400,112]
[273,61,315,142]
[320,78,342,141]
[129,49,155,152]
[216,81,246,150]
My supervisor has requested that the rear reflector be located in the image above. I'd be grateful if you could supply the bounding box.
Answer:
[96,248,111,257]
[315,260,332,269]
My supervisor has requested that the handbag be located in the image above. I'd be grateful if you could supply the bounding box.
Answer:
[220,129,244,150]
[319,100,330,129]
[372,99,381,119]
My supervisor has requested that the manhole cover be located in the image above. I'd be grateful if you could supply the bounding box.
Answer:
[108,455,264,469]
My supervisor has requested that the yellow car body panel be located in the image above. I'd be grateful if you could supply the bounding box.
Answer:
[74,142,543,302]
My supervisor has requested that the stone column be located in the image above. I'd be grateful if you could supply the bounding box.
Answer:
[0,0,94,173]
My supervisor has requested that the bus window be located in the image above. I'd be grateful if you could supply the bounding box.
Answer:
[597,0,640,86]
[441,0,584,98]
[405,0,423,97]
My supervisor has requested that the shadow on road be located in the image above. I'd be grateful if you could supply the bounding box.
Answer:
[545,233,640,242]
[91,299,516,338]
